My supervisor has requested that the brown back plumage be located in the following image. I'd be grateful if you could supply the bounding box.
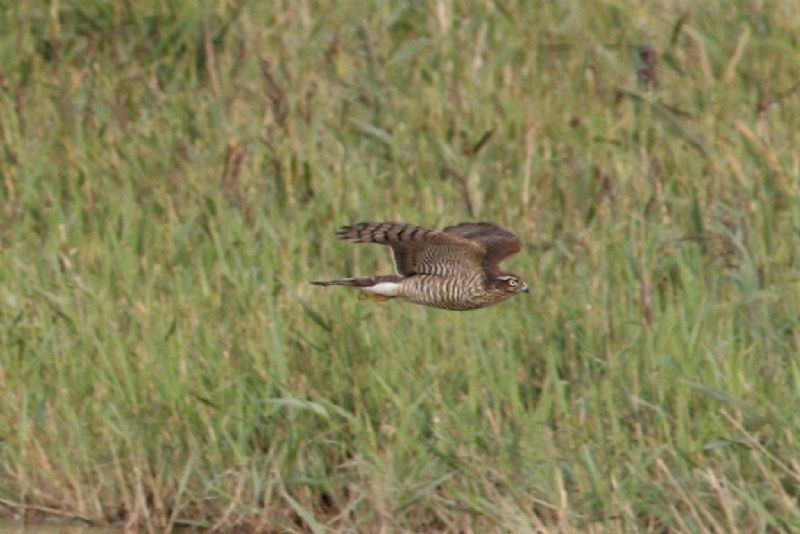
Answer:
[337,222,485,276]
[442,222,522,276]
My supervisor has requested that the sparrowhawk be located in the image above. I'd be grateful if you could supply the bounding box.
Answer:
[312,222,528,311]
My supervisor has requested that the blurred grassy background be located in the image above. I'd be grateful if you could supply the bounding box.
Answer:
[1,0,799,531]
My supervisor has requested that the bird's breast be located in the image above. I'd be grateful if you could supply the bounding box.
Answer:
[399,273,487,310]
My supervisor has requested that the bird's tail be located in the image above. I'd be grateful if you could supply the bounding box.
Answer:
[311,275,402,288]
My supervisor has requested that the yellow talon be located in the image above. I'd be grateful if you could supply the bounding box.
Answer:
[358,293,392,302]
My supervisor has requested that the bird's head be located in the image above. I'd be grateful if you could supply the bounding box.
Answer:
[490,273,529,297]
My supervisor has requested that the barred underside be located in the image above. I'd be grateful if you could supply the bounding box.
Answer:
[399,272,497,311]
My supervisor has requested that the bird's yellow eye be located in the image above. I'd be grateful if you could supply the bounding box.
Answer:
[508,278,518,287]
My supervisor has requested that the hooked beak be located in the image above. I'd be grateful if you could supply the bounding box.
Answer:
[521,283,529,294]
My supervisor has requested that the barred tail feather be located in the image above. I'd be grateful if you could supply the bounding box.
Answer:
[336,222,437,244]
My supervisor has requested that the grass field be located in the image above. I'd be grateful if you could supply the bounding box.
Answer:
[1,1,800,532]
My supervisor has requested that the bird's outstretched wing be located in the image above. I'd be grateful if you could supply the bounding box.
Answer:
[337,222,485,277]
[443,222,522,274]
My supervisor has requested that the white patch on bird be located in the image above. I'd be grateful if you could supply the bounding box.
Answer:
[364,282,401,296]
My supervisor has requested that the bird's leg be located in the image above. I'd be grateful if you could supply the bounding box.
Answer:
[358,292,393,302]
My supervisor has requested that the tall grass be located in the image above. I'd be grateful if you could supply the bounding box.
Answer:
[1,0,799,531]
